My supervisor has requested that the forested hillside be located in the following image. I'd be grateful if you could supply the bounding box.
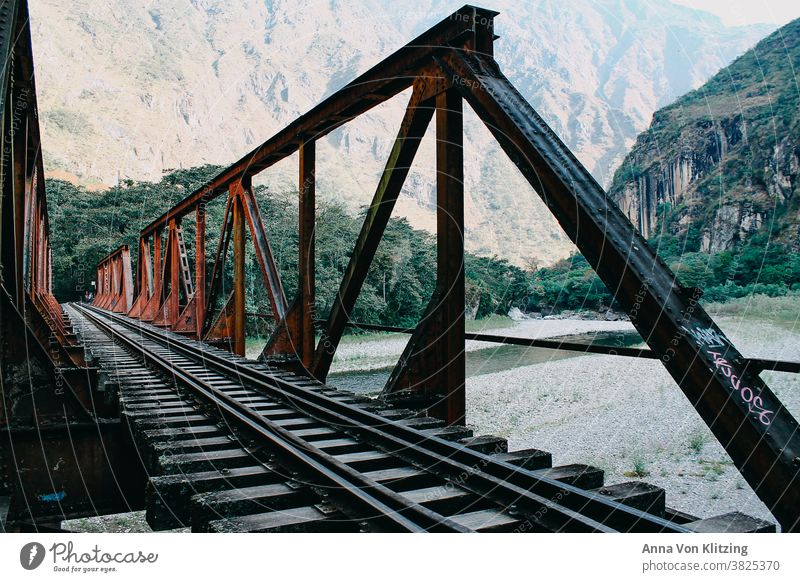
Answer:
[47,167,529,328]
[527,18,800,312]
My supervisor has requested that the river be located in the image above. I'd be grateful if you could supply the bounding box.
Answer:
[327,329,643,395]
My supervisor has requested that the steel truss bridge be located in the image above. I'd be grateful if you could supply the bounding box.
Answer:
[1,0,798,532]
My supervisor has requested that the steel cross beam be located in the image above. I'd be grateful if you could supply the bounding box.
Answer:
[433,49,800,531]
[84,3,798,530]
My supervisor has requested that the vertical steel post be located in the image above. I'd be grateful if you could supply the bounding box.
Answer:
[232,185,246,356]
[153,228,163,295]
[195,205,206,339]
[434,88,465,424]
[136,238,150,297]
[299,141,316,368]
[382,88,465,425]
[169,219,180,325]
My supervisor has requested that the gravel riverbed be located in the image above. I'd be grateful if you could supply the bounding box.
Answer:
[465,316,800,526]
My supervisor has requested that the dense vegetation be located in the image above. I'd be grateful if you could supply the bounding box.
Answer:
[47,166,529,331]
[48,162,799,324]
[525,213,800,314]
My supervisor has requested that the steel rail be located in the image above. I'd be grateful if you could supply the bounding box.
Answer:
[80,305,689,533]
[76,305,469,533]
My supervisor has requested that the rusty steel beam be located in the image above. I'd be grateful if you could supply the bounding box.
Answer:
[138,229,164,321]
[152,221,180,327]
[434,49,800,530]
[205,293,236,344]
[169,219,181,323]
[298,141,316,368]
[201,194,234,337]
[128,238,151,318]
[310,86,436,379]
[137,6,497,239]
[71,2,799,530]
[383,88,466,425]
[232,186,246,356]
[261,141,317,365]
[0,0,132,526]
[1,421,146,527]
[195,205,206,338]
[236,178,288,321]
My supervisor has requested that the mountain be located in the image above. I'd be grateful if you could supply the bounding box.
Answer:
[28,0,773,266]
[609,17,800,254]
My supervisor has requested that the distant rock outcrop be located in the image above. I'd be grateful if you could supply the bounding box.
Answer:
[609,18,800,252]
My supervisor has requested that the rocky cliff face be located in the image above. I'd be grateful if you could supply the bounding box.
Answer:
[28,0,772,266]
[610,18,800,252]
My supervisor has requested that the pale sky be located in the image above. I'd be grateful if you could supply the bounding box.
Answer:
[671,0,800,26]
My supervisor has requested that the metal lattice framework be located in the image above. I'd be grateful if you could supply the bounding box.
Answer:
[0,1,789,530]
[0,0,146,527]
[92,246,134,313]
[100,5,800,530]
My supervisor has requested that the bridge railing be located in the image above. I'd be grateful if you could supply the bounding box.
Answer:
[0,2,122,529]
[92,246,134,313]
[95,4,799,530]
[1,0,93,394]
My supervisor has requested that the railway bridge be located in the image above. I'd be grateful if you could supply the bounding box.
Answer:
[1,0,798,532]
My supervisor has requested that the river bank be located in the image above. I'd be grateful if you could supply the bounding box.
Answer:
[325,318,637,373]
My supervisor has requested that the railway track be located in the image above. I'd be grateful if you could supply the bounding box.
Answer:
[66,304,774,533]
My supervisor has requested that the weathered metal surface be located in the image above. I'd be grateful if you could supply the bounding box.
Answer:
[1,421,146,526]
[200,194,233,338]
[73,3,799,530]
[128,238,151,317]
[194,205,206,338]
[137,5,498,239]
[383,89,466,425]
[81,304,742,533]
[297,141,316,368]
[232,186,246,356]
[236,178,288,322]
[138,229,164,321]
[91,245,134,313]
